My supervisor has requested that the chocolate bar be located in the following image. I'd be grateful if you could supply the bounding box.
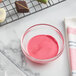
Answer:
[15,1,29,13]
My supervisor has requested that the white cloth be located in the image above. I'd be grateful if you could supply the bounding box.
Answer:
[65,18,76,76]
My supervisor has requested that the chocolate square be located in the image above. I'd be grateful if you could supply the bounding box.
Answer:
[15,1,29,13]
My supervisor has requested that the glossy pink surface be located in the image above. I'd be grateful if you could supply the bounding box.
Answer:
[27,35,59,59]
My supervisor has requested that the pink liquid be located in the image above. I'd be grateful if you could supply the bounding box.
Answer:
[27,35,59,59]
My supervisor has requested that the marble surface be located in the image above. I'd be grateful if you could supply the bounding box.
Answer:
[0,29,40,76]
[0,0,76,76]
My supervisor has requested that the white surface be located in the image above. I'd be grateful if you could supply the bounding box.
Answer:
[0,0,76,76]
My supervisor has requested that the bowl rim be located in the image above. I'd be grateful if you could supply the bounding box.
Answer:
[21,24,64,62]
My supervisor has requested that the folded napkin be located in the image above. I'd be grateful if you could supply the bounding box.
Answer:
[65,18,76,76]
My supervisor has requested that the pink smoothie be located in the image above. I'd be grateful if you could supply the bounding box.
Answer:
[27,35,59,59]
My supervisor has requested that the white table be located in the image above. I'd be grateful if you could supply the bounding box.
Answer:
[0,0,76,76]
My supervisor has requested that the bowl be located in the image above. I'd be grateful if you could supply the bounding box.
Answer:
[21,24,64,63]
